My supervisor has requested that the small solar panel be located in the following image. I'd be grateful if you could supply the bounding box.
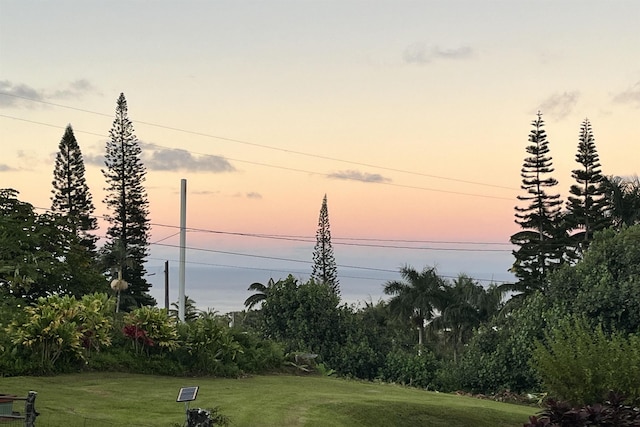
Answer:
[176,386,199,402]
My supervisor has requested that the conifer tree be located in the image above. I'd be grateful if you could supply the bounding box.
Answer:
[102,93,155,308]
[565,118,609,255]
[51,124,98,249]
[509,112,564,295]
[311,194,339,295]
[51,125,106,297]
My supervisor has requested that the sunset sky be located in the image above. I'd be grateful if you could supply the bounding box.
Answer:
[1,1,639,312]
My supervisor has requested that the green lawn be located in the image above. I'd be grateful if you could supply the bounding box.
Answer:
[0,373,535,426]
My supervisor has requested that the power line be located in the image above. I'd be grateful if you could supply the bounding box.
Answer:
[2,112,513,200]
[30,205,513,249]
[0,91,518,191]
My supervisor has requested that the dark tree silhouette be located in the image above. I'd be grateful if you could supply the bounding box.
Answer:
[311,194,339,295]
[565,118,609,255]
[383,265,446,354]
[51,124,98,249]
[102,93,154,308]
[509,112,565,295]
[602,175,640,228]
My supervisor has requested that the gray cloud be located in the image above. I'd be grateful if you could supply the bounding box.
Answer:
[0,79,98,108]
[403,43,473,65]
[50,79,98,100]
[83,153,106,167]
[192,190,220,196]
[328,170,391,183]
[537,91,580,120]
[0,81,42,107]
[246,192,262,199]
[144,145,235,173]
[613,81,640,108]
[0,164,14,172]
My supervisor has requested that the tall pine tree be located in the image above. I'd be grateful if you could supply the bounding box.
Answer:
[565,118,609,254]
[509,112,564,295]
[51,124,106,297]
[102,93,155,308]
[311,194,339,295]
[51,124,98,249]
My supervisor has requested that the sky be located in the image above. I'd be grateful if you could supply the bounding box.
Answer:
[1,1,639,313]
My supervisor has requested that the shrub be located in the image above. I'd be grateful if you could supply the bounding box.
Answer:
[524,391,640,427]
[378,347,439,389]
[5,293,114,373]
[122,307,179,356]
[532,316,640,405]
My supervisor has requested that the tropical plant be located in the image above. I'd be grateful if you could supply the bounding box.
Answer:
[383,265,446,353]
[602,175,640,228]
[0,189,70,298]
[429,275,503,363]
[5,293,114,372]
[311,194,339,295]
[261,275,342,361]
[525,392,640,427]
[244,278,276,310]
[546,224,640,335]
[532,316,640,405]
[102,93,154,308]
[122,306,178,355]
[169,294,198,322]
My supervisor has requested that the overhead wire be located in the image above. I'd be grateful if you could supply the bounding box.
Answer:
[0,91,518,191]
[3,92,518,285]
[0,112,514,200]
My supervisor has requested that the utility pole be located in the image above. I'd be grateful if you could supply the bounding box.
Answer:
[164,260,169,311]
[178,179,187,322]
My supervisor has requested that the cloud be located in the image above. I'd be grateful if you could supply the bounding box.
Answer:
[403,43,473,65]
[0,81,42,107]
[0,164,14,172]
[612,81,640,108]
[144,145,235,173]
[49,79,98,100]
[83,153,106,167]
[246,192,262,199]
[0,79,98,108]
[537,91,580,120]
[192,190,220,196]
[327,170,391,183]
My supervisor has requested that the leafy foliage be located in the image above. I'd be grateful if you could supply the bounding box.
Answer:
[547,225,640,335]
[378,347,439,388]
[524,392,640,427]
[532,317,640,405]
[383,265,446,351]
[0,189,107,299]
[122,306,178,355]
[602,175,640,228]
[5,293,114,373]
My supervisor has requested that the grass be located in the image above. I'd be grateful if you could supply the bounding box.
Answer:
[0,372,535,426]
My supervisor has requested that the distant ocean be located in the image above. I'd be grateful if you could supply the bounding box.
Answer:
[145,258,515,314]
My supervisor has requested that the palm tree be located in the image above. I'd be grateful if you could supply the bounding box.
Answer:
[244,278,276,310]
[170,295,198,322]
[383,266,446,354]
[430,275,503,363]
[602,175,640,228]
